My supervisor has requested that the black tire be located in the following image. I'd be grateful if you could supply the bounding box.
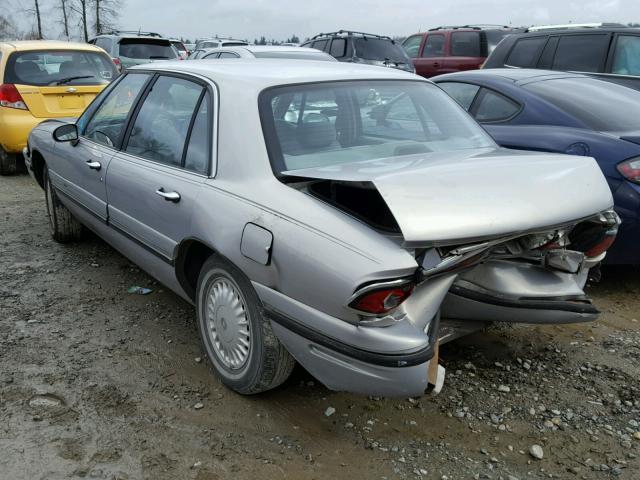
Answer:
[0,148,17,175]
[43,165,83,243]
[196,255,295,394]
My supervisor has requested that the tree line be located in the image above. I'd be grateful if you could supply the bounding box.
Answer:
[0,0,122,41]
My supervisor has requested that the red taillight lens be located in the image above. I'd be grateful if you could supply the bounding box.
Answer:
[617,157,640,185]
[585,229,618,258]
[0,84,28,110]
[349,281,414,315]
[112,57,122,72]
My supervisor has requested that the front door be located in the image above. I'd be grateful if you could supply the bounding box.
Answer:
[48,72,151,220]
[412,33,445,78]
[106,74,213,261]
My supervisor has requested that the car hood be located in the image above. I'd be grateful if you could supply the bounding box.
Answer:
[282,148,613,244]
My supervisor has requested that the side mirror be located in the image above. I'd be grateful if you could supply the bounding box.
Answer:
[53,124,79,145]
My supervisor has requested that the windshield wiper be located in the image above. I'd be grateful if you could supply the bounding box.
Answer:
[149,56,169,59]
[50,75,94,86]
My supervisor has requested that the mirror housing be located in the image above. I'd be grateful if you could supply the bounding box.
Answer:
[53,124,79,145]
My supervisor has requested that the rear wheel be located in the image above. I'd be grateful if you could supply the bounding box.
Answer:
[43,165,82,243]
[196,255,295,394]
[0,149,17,175]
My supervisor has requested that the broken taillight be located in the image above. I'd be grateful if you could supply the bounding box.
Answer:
[569,210,620,259]
[349,280,415,315]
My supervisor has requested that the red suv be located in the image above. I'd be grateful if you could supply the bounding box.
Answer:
[402,25,518,78]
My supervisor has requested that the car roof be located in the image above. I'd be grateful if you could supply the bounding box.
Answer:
[434,68,590,85]
[0,40,104,52]
[132,59,422,88]
[207,45,330,54]
[512,27,640,37]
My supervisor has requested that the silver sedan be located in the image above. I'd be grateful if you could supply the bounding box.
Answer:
[24,60,618,397]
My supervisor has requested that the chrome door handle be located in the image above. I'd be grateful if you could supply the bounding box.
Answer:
[86,160,102,170]
[155,188,181,203]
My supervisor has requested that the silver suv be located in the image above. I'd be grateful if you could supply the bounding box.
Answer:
[89,30,179,71]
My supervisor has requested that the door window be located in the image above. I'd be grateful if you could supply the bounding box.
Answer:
[125,76,204,167]
[552,34,609,72]
[311,39,328,51]
[451,31,481,57]
[218,52,239,58]
[506,37,546,67]
[402,34,423,58]
[184,92,212,174]
[474,89,520,122]
[422,35,444,57]
[329,38,347,58]
[438,82,480,110]
[202,52,219,59]
[612,35,640,76]
[82,73,150,148]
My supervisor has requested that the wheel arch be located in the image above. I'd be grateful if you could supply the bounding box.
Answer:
[30,149,46,189]
[174,237,219,301]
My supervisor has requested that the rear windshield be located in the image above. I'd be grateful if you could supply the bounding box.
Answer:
[253,51,332,61]
[524,77,640,133]
[4,50,116,86]
[118,39,177,60]
[260,80,495,173]
[354,38,410,64]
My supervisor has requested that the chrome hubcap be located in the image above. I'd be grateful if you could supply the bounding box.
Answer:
[205,277,251,370]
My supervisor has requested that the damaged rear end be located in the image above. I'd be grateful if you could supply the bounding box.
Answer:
[259,76,617,396]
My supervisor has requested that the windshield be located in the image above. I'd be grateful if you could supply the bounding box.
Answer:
[260,80,495,173]
[4,50,116,86]
[523,77,640,133]
[353,38,409,64]
[118,39,177,60]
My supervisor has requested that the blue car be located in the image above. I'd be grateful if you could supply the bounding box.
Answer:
[432,68,640,265]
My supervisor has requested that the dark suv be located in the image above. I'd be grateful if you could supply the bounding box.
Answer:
[484,24,640,90]
[89,30,179,71]
[402,25,518,78]
[301,30,414,72]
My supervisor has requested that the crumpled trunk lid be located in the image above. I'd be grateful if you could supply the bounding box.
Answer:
[283,148,613,244]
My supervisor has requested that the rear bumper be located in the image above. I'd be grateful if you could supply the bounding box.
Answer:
[254,282,446,397]
[441,260,599,324]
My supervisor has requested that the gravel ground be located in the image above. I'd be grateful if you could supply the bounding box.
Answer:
[1,173,639,480]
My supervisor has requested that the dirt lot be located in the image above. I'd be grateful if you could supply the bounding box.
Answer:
[1,173,639,480]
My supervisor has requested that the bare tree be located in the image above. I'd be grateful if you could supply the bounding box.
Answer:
[24,0,44,39]
[94,0,121,35]
[70,0,89,41]
[60,0,71,39]
[0,15,16,39]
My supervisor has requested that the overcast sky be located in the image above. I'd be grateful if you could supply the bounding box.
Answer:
[12,0,640,41]
[119,0,639,40]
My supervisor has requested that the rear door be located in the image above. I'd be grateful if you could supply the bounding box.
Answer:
[106,74,214,260]
[413,33,445,77]
[49,72,151,221]
[8,50,117,118]
[443,31,484,73]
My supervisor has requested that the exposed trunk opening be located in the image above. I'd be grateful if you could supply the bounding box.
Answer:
[308,180,401,234]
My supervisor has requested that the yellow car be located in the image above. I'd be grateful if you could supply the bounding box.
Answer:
[0,40,117,174]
